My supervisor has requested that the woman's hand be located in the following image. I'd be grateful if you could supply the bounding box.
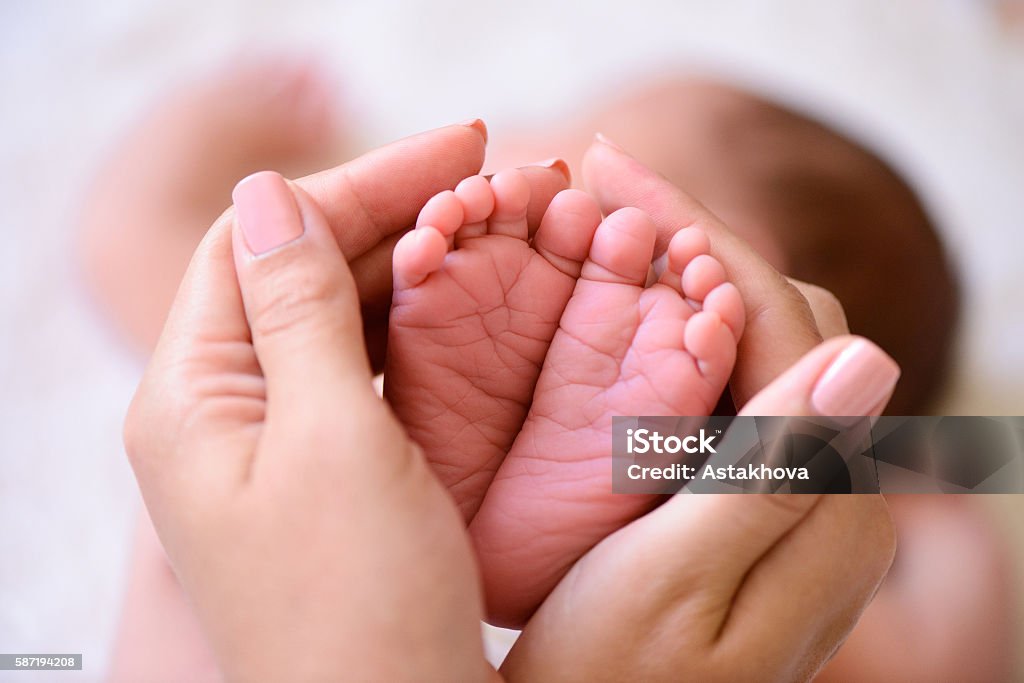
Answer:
[504,334,899,682]
[497,139,900,682]
[125,163,493,681]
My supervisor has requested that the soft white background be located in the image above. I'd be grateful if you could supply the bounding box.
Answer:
[1,0,1021,679]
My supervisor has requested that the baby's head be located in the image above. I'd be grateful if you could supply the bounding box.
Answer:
[590,79,958,413]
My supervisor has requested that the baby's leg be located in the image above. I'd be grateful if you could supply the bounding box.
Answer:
[80,56,341,352]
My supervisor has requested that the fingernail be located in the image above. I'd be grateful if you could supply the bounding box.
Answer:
[232,171,305,255]
[459,118,488,144]
[595,131,626,153]
[811,339,901,418]
[530,157,572,183]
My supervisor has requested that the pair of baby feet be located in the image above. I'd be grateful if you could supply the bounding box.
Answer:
[385,169,744,626]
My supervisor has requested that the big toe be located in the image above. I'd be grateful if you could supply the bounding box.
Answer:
[685,310,738,385]
[487,169,531,240]
[533,189,602,278]
[580,207,657,286]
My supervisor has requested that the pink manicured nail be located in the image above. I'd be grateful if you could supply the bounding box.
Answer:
[232,171,304,255]
[811,340,901,418]
[595,131,626,153]
[459,118,488,143]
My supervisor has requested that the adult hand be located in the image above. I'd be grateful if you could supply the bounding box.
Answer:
[112,123,571,681]
[501,137,901,681]
[125,166,494,680]
[504,336,899,682]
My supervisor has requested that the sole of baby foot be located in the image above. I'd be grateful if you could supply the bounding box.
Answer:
[385,172,602,522]
[470,213,744,627]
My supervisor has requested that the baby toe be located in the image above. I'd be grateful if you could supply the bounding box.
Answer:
[392,226,448,290]
[417,190,464,238]
[580,207,657,287]
[453,175,493,245]
[487,169,531,240]
[455,175,495,223]
[657,227,711,293]
[668,228,713,274]
[703,282,745,342]
[681,254,727,304]
[532,189,602,278]
[684,310,737,385]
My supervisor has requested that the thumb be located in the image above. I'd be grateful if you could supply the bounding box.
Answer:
[738,335,900,419]
[231,171,375,420]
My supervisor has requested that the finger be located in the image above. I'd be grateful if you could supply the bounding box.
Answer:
[504,340,899,683]
[708,335,897,675]
[737,335,900,419]
[789,278,850,338]
[127,124,489,505]
[297,125,567,262]
[231,172,374,423]
[716,494,895,680]
[666,337,898,628]
[140,120,489,389]
[582,136,822,407]
[297,120,487,259]
[506,480,893,682]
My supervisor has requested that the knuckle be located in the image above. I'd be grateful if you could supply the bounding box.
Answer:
[250,265,352,339]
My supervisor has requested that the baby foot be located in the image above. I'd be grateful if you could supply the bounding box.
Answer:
[385,171,603,521]
[469,214,745,626]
